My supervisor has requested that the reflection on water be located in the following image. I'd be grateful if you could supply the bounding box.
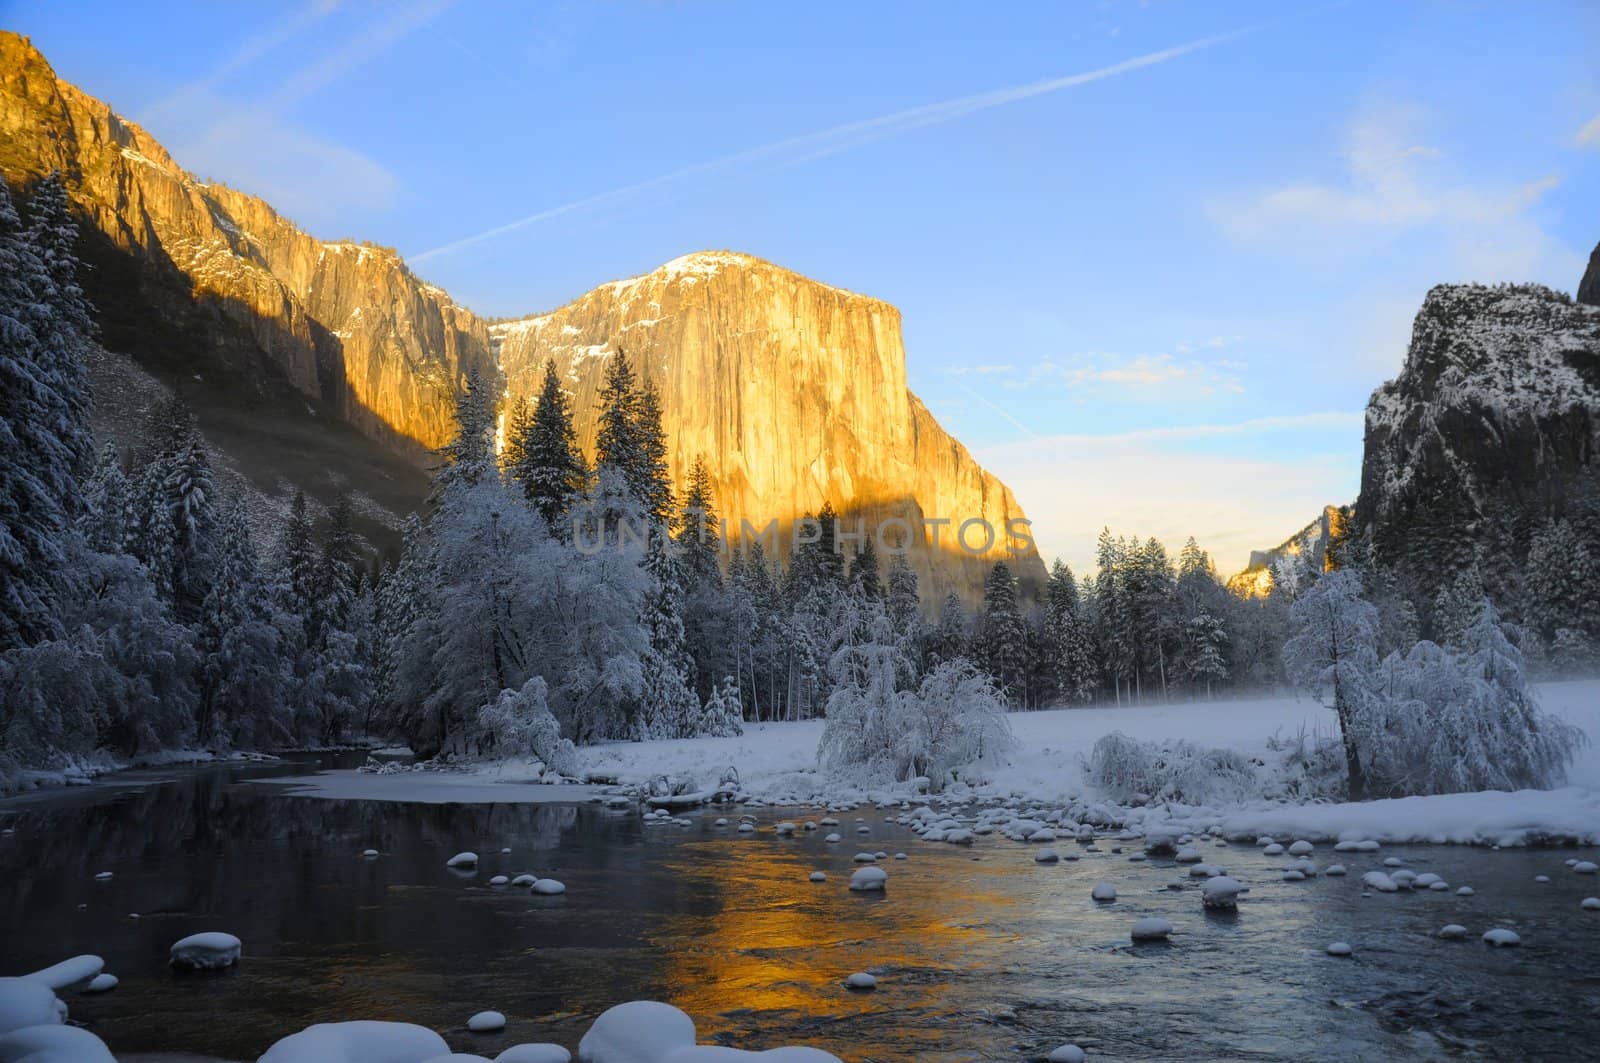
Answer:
[3,760,1599,1061]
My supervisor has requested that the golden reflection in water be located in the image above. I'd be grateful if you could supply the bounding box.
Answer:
[646,830,1023,1056]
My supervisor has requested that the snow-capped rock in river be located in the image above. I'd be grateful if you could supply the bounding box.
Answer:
[259,1020,450,1063]
[0,1024,115,1062]
[169,932,241,970]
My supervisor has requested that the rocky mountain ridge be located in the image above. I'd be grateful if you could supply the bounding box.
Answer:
[0,32,1041,596]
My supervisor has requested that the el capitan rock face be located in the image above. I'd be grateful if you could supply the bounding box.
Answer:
[1356,282,1600,599]
[0,32,1042,597]
[493,252,1045,602]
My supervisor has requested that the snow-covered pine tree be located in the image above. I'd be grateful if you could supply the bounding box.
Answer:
[634,373,675,532]
[847,536,882,598]
[978,561,1027,703]
[81,443,134,555]
[510,359,590,535]
[432,368,497,501]
[196,503,287,748]
[1043,560,1095,704]
[157,408,220,622]
[19,173,94,482]
[1176,613,1229,698]
[1524,519,1600,648]
[0,179,83,649]
[1431,564,1486,647]
[634,535,700,738]
[675,457,732,702]
[595,348,641,487]
[929,591,969,665]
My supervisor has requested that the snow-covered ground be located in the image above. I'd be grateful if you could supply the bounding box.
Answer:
[259,680,1600,847]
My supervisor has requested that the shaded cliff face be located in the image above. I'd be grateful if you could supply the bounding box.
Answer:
[1581,241,1600,308]
[1356,283,1600,595]
[494,252,1046,601]
[0,31,494,460]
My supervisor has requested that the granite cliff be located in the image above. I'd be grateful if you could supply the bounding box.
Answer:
[0,32,1042,596]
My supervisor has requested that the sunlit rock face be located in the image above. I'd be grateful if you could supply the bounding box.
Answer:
[1356,282,1600,596]
[0,31,493,456]
[494,252,1045,602]
[0,32,1042,598]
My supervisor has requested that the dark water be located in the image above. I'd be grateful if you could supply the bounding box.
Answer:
[4,759,1600,1062]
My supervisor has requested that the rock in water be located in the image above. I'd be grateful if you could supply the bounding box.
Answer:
[849,867,888,892]
[1048,1046,1087,1062]
[468,1011,506,1032]
[577,1002,696,1062]
[495,1046,571,1063]
[843,973,877,990]
[0,1025,115,1062]
[1326,942,1353,957]
[1091,882,1117,903]
[259,1021,449,1063]
[169,932,241,970]
[1201,877,1244,910]
[1131,918,1173,943]
[1482,928,1522,948]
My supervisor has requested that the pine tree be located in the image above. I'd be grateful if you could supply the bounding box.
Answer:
[81,443,134,555]
[1431,565,1486,647]
[634,373,674,532]
[433,368,496,500]
[197,504,286,747]
[0,179,84,649]
[848,536,882,598]
[595,348,640,475]
[675,456,722,587]
[1176,613,1229,698]
[886,551,921,632]
[930,591,968,665]
[1525,519,1600,644]
[1043,559,1095,704]
[979,561,1027,702]
[510,360,590,534]
[157,409,220,622]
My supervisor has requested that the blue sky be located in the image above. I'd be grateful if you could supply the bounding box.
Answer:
[7,0,1599,574]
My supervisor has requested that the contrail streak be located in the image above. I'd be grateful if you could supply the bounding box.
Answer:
[411,26,1253,264]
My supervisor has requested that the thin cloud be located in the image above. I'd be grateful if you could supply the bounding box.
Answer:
[141,0,345,124]
[1577,112,1600,149]
[412,26,1256,264]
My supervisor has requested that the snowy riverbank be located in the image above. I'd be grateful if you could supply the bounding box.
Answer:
[255,680,1600,848]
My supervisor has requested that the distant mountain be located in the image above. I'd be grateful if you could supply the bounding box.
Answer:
[1355,280,1600,608]
[1226,505,1345,598]
[0,32,1042,597]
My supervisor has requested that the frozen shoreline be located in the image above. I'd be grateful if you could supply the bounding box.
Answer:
[239,679,1600,848]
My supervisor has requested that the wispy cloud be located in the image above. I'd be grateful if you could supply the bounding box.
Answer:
[140,0,346,124]
[142,0,456,231]
[1211,99,1568,276]
[1062,352,1245,395]
[1577,112,1600,149]
[943,364,1015,377]
[412,26,1255,263]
